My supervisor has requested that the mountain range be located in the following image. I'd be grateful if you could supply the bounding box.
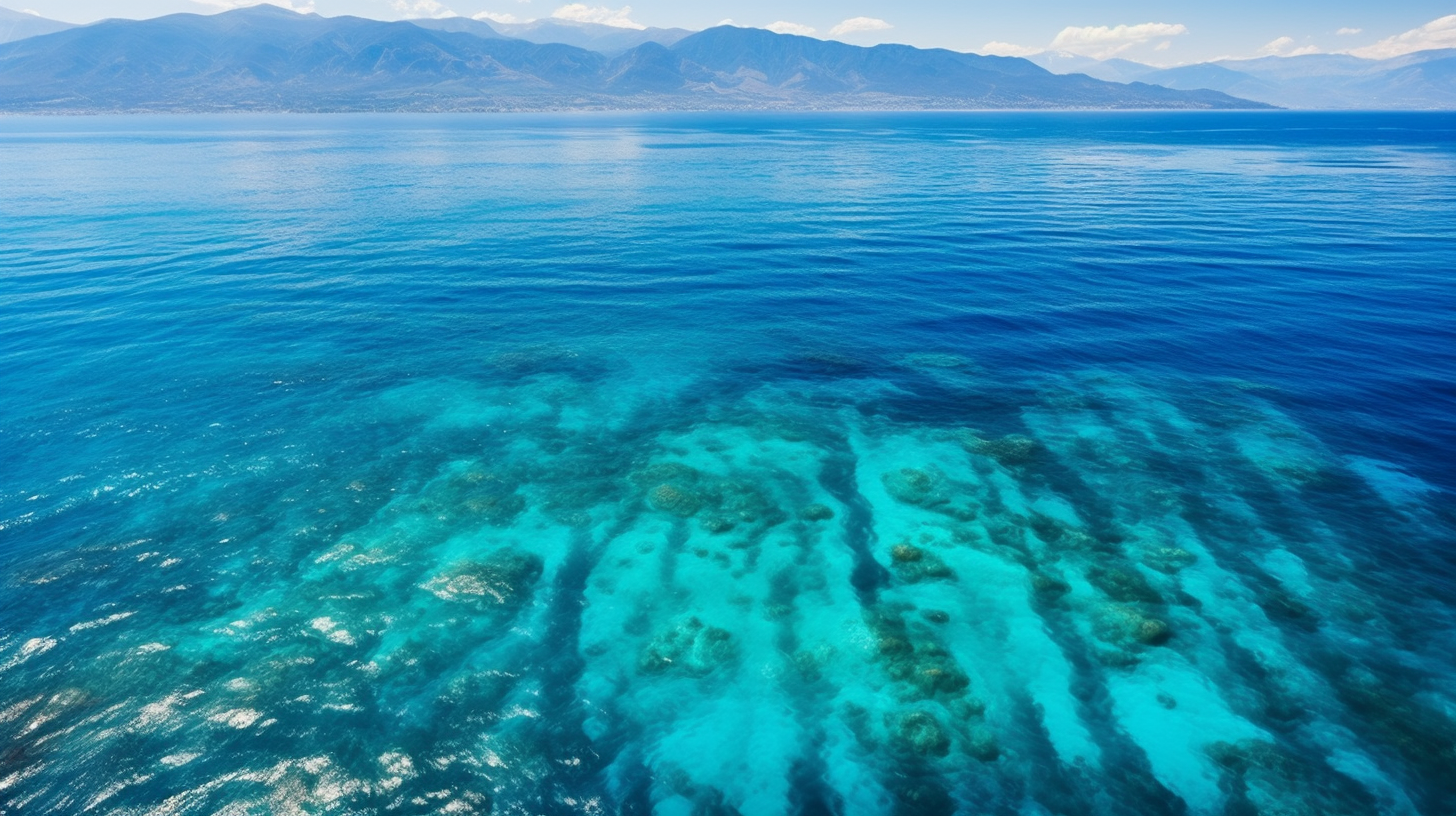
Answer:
[1029,49,1456,110]
[0,5,1265,113]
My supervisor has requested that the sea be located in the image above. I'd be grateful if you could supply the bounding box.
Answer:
[1,111,1454,816]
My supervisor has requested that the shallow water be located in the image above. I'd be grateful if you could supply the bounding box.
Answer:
[1,111,1455,816]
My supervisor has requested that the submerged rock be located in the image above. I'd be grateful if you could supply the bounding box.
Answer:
[635,464,784,527]
[962,433,1041,466]
[904,656,971,697]
[949,696,986,719]
[1144,546,1197,574]
[791,649,826,683]
[430,470,526,527]
[891,544,923,563]
[630,462,702,489]
[1258,587,1317,629]
[1207,738,1293,775]
[1094,604,1173,647]
[1087,565,1163,604]
[638,617,738,677]
[799,503,835,521]
[1096,648,1143,668]
[461,492,526,526]
[901,557,956,582]
[1334,666,1456,785]
[648,483,702,517]
[965,724,1001,762]
[699,515,735,534]
[888,710,951,757]
[867,608,972,699]
[423,550,543,609]
[1030,572,1072,599]
[888,544,954,583]
[1203,738,1375,816]
[882,467,948,508]
[716,479,785,527]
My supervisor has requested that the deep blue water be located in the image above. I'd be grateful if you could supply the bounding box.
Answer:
[1,111,1454,816]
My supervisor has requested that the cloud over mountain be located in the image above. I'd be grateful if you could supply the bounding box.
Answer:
[1350,14,1456,59]
[982,21,1188,60]
[829,17,892,37]
[766,21,815,36]
[1049,22,1188,59]
[392,0,453,19]
[1258,36,1320,57]
[552,4,644,30]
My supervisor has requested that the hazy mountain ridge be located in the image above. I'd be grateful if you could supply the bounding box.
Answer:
[423,17,694,55]
[1029,49,1456,109]
[0,5,72,44]
[0,5,1267,113]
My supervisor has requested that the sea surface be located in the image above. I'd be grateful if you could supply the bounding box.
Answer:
[1,111,1454,816]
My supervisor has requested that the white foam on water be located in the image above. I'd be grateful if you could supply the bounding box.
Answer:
[0,636,58,672]
[208,708,263,729]
[68,611,136,633]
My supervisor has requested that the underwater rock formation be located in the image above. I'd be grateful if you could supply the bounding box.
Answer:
[799,503,835,521]
[962,432,1041,465]
[888,543,956,583]
[882,467,949,507]
[2,370,1452,816]
[422,549,544,609]
[638,617,739,676]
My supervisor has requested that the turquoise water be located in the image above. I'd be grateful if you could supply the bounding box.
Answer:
[1,111,1455,816]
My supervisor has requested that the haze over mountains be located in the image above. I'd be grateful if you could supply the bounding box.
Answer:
[1030,49,1456,110]
[414,17,693,56]
[0,6,72,44]
[0,5,1265,113]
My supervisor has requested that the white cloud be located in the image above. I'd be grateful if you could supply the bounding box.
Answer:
[393,0,455,18]
[1349,14,1456,59]
[980,40,1040,57]
[474,11,521,24]
[717,19,734,26]
[1258,36,1293,55]
[192,0,315,11]
[829,17,892,37]
[551,4,645,30]
[766,21,816,36]
[1049,22,1188,58]
[1258,36,1321,57]
[1336,27,1362,36]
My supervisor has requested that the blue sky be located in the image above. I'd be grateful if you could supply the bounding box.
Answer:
[12,1,1456,63]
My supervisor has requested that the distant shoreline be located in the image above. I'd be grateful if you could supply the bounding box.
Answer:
[2,103,1295,117]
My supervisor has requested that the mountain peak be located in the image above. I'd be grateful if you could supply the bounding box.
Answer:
[221,2,314,17]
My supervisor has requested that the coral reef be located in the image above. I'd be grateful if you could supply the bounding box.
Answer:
[638,617,739,676]
[422,549,544,609]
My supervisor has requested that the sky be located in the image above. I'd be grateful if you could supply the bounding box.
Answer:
[9,1,1456,64]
